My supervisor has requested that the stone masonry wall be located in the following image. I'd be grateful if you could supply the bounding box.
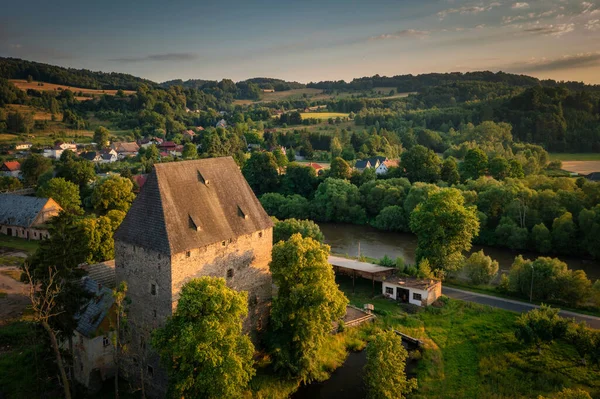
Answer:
[114,241,172,397]
[114,227,273,398]
[170,227,273,337]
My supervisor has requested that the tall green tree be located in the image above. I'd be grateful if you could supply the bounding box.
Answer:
[242,151,279,196]
[280,163,317,198]
[488,156,510,180]
[20,154,52,186]
[464,250,499,285]
[401,145,440,183]
[269,234,348,381]
[91,175,135,214]
[552,212,577,255]
[329,157,352,180]
[410,188,480,272]
[273,218,324,243]
[152,277,255,399]
[440,156,460,185]
[37,177,81,213]
[93,126,110,149]
[364,330,417,399]
[311,178,366,224]
[531,223,552,253]
[181,142,198,159]
[460,148,488,181]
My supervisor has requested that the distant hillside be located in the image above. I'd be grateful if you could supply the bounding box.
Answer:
[308,71,600,92]
[162,77,305,91]
[0,57,157,91]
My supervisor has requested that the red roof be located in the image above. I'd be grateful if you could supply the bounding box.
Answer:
[1,161,20,171]
[383,160,400,168]
[159,151,170,157]
[132,174,148,190]
[307,162,324,170]
[159,141,177,149]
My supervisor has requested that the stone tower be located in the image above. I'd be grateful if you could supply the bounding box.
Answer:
[114,157,273,396]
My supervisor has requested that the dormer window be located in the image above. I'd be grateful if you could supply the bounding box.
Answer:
[237,205,248,219]
[197,170,209,185]
[189,215,201,231]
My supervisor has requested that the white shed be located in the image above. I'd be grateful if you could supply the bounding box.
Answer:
[382,276,442,307]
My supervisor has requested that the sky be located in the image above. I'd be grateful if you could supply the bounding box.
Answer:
[1,0,599,84]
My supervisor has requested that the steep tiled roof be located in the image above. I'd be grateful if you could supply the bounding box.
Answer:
[80,151,98,161]
[0,195,60,228]
[115,157,273,255]
[80,260,116,289]
[355,160,371,169]
[76,277,114,338]
[1,161,20,171]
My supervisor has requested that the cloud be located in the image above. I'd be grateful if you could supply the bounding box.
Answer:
[109,53,198,63]
[370,29,431,40]
[522,23,575,36]
[437,2,501,19]
[586,19,600,30]
[9,43,21,49]
[512,2,529,9]
[505,52,600,73]
[503,10,557,24]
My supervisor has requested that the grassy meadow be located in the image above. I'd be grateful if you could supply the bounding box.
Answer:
[339,275,600,399]
[10,79,135,99]
[550,153,600,161]
[299,112,349,120]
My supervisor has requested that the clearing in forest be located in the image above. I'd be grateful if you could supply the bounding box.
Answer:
[10,79,135,99]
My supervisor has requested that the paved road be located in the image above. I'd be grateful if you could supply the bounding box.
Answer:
[443,287,600,329]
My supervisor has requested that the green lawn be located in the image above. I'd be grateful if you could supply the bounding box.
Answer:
[550,153,600,161]
[337,275,600,398]
[0,236,39,255]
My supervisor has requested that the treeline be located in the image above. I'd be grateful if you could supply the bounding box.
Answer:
[0,57,156,90]
[162,77,305,92]
[308,71,600,92]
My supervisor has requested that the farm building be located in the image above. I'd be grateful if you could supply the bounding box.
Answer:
[382,276,442,307]
[376,159,400,175]
[354,160,372,172]
[0,195,62,240]
[111,142,140,159]
[14,143,32,150]
[114,157,273,397]
[0,161,21,178]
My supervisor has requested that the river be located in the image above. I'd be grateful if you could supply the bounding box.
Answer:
[318,223,600,281]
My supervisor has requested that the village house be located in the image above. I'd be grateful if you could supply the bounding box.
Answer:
[0,161,21,178]
[158,141,177,152]
[354,160,372,172]
[307,162,325,175]
[111,142,140,159]
[139,137,163,149]
[0,195,62,240]
[99,149,118,164]
[14,143,32,151]
[382,276,442,307]
[182,129,195,141]
[216,119,227,128]
[376,159,400,175]
[80,151,102,163]
[114,157,273,397]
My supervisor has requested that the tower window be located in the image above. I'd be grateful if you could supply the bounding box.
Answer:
[258,231,263,238]
[150,283,157,295]
[186,251,191,258]
[153,309,157,318]
[147,365,154,377]
[227,269,234,278]
[103,336,110,347]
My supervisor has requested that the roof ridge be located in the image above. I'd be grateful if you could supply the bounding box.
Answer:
[155,166,175,256]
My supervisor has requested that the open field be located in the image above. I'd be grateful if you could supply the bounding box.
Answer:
[300,112,349,120]
[10,79,135,98]
[561,161,600,175]
[6,105,53,121]
[262,88,323,102]
[550,153,600,161]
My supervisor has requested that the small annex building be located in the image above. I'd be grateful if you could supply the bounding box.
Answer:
[0,161,21,178]
[72,272,117,392]
[382,276,442,307]
[0,195,62,240]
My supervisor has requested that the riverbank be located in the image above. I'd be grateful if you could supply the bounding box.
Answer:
[339,275,600,398]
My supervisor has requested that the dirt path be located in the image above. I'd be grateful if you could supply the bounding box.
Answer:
[0,266,29,325]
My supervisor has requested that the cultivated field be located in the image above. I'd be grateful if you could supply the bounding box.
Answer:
[561,161,600,175]
[550,153,600,161]
[10,79,135,99]
[300,112,349,120]
[262,88,323,102]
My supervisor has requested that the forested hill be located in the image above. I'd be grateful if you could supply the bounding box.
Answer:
[161,77,306,91]
[308,71,600,92]
[0,57,157,90]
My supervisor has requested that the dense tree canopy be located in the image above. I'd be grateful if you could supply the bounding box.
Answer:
[152,277,255,399]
